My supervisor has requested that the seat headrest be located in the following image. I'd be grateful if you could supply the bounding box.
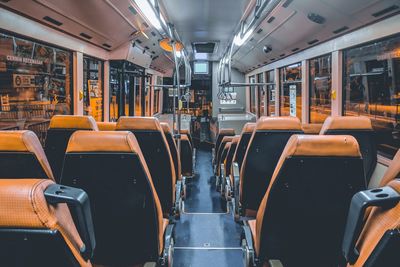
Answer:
[224,142,231,150]
[221,136,234,143]
[181,129,190,135]
[116,116,162,132]
[232,135,240,144]
[218,128,235,135]
[281,135,361,158]
[96,122,116,131]
[49,115,98,130]
[0,179,86,264]
[242,123,256,134]
[181,134,190,142]
[67,131,141,154]
[301,123,323,134]
[256,116,302,131]
[0,131,54,179]
[160,122,172,134]
[320,116,373,134]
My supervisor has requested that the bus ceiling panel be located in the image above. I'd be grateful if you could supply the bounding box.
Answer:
[231,0,400,73]
[162,0,251,61]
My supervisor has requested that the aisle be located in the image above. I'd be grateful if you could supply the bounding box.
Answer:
[173,149,244,267]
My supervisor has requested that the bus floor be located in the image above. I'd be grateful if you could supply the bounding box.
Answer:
[173,149,244,267]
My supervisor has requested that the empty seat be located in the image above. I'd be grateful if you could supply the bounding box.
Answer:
[0,179,95,267]
[232,123,256,170]
[320,116,376,184]
[378,148,400,187]
[301,123,323,134]
[160,122,181,181]
[239,117,303,216]
[96,122,116,131]
[225,135,240,178]
[45,115,98,182]
[0,130,54,180]
[214,128,235,165]
[244,135,366,267]
[215,136,234,177]
[61,131,172,266]
[116,117,176,215]
[342,179,400,267]
[180,134,193,177]
[181,129,193,147]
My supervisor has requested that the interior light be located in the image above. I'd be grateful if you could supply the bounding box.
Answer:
[233,28,254,46]
[133,0,165,31]
[195,53,207,60]
[176,51,182,57]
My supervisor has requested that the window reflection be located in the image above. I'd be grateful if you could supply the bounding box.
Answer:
[0,32,72,144]
[343,35,400,158]
[83,56,103,121]
[249,76,256,114]
[280,63,302,119]
[309,54,332,123]
[257,73,265,116]
[266,70,276,116]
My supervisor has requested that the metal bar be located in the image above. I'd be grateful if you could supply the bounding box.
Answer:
[172,40,182,155]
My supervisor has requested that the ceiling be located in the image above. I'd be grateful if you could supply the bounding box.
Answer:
[162,0,251,61]
[231,0,400,72]
[1,0,399,75]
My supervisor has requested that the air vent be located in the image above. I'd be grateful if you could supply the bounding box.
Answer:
[151,51,155,54]
[151,31,156,37]
[257,28,263,34]
[372,5,399,17]
[0,0,11,2]
[194,42,216,53]
[308,39,319,45]
[291,47,299,52]
[307,13,325,24]
[102,43,112,48]
[136,39,142,44]
[333,26,349,34]
[267,16,275,23]
[282,0,293,8]
[80,32,92,39]
[43,16,63,26]
[128,5,137,15]
[142,22,149,28]
[271,58,276,61]
[144,46,150,50]
[280,53,285,57]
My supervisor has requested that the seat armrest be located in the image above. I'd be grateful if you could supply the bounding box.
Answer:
[342,186,400,264]
[45,184,95,261]
[269,260,284,267]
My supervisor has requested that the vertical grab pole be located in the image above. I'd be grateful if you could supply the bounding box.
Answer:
[172,40,181,154]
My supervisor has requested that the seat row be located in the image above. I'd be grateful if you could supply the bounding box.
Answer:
[212,116,399,266]
[0,115,194,266]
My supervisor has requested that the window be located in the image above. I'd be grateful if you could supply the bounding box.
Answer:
[0,32,72,144]
[266,70,276,116]
[135,76,143,116]
[145,75,151,116]
[153,76,162,115]
[83,56,103,121]
[343,34,400,159]
[309,54,331,123]
[249,76,256,114]
[257,73,265,117]
[194,61,208,74]
[280,63,302,119]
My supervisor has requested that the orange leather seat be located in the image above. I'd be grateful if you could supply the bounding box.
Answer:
[225,135,240,179]
[45,115,98,182]
[160,122,181,181]
[0,179,94,267]
[214,128,235,165]
[215,136,234,177]
[246,135,366,266]
[301,123,323,134]
[344,179,400,267]
[379,149,400,186]
[61,131,171,265]
[181,129,193,147]
[320,116,376,184]
[116,117,176,216]
[96,122,116,131]
[232,123,255,170]
[0,130,54,180]
[239,117,303,216]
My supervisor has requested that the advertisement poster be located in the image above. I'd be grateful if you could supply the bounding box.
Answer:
[289,85,297,117]
[220,92,237,105]
[13,74,36,87]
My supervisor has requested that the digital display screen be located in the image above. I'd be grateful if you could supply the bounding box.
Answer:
[194,62,208,74]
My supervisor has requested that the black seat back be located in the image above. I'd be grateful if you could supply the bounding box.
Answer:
[320,116,376,184]
[45,115,98,182]
[180,134,193,176]
[240,117,303,214]
[61,131,165,265]
[116,117,176,214]
[214,128,235,163]
[233,123,255,170]
[255,135,366,266]
[0,130,54,180]
[160,122,181,181]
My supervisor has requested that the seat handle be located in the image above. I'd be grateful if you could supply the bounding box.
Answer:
[342,185,400,264]
[45,184,96,261]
